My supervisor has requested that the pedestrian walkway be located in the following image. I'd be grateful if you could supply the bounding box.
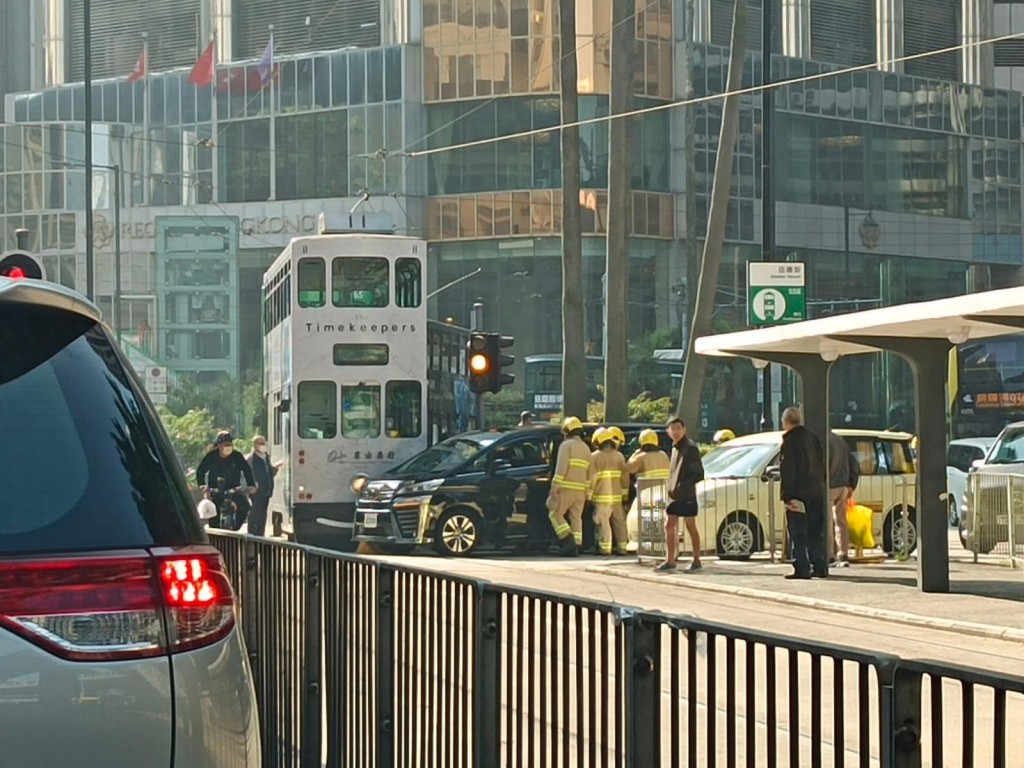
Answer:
[587,546,1024,641]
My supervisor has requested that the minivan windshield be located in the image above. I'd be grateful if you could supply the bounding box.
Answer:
[988,428,1024,465]
[388,435,498,476]
[702,442,779,478]
[0,303,202,553]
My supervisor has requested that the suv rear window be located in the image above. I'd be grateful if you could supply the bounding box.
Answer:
[0,303,204,553]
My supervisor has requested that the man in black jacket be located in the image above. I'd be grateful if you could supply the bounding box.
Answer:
[247,434,282,536]
[656,417,705,573]
[779,407,827,579]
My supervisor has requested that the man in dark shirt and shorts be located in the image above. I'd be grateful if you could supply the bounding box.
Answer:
[656,417,706,573]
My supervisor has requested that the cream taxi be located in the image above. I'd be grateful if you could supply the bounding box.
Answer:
[627,429,918,559]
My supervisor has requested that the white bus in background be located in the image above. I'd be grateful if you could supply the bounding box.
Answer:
[262,213,472,551]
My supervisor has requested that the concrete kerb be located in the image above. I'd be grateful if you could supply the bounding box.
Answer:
[585,562,1024,644]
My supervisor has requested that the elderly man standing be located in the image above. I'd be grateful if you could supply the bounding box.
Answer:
[779,407,827,580]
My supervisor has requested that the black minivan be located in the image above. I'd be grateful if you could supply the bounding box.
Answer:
[353,423,670,556]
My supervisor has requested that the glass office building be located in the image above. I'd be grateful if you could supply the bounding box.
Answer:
[1,0,1022,429]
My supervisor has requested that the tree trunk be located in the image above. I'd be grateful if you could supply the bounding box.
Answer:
[676,0,748,429]
[604,0,635,422]
[559,0,587,420]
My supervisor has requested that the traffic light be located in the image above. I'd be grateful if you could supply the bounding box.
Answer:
[488,334,515,391]
[467,333,491,394]
[466,332,516,394]
[0,251,45,281]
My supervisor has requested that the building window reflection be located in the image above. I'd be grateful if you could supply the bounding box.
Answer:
[425,190,674,240]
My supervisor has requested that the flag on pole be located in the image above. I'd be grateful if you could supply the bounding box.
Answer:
[257,34,275,86]
[127,50,147,83]
[188,39,216,87]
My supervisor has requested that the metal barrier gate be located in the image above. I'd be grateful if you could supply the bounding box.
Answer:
[210,533,1024,768]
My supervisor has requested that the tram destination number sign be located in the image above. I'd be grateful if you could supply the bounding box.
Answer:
[747,262,806,326]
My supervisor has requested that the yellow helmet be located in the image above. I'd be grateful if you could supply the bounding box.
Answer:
[606,426,626,446]
[638,428,659,448]
[562,415,584,434]
[593,427,616,447]
[713,428,736,445]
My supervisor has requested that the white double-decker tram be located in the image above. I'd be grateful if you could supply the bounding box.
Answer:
[262,214,429,550]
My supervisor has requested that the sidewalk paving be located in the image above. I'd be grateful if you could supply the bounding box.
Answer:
[587,543,1024,642]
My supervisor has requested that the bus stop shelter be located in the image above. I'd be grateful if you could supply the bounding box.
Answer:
[694,285,1024,593]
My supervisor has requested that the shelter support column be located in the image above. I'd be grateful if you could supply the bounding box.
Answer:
[840,336,951,593]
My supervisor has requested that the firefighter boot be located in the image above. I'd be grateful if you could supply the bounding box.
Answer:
[559,536,579,557]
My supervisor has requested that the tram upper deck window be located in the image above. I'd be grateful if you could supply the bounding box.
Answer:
[298,257,326,308]
[332,257,389,308]
[396,258,421,308]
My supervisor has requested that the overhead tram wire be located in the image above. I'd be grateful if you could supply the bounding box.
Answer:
[404,30,1024,159]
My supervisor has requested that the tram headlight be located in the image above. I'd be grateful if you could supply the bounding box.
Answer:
[350,473,370,494]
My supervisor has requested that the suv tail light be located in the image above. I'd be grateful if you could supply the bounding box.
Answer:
[0,548,235,662]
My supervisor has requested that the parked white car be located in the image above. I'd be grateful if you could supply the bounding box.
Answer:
[945,437,995,527]
[627,429,919,559]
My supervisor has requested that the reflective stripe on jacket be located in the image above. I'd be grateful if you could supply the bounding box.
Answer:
[627,450,671,482]
[588,448,628,504]
[553,436,591,493]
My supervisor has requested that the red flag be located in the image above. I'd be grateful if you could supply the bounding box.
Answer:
[187,39,216,87]
[127,50,147,83]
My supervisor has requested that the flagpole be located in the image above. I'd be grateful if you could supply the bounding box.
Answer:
[210,32,219,203]
[268,25,277,201]
[142,32,150,206]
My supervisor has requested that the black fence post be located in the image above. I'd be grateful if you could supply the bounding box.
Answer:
[242,537,259,665]
[887,664,923,768]
[377,565,395,768]
[302,553,322,767]
[624,610,661,767]
[474,585,502,765]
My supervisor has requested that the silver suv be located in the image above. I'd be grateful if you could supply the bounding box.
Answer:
[0,275,260,767]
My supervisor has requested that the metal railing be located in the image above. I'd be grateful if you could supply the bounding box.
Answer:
[964,471,1024,567]
[211,533,1024,767]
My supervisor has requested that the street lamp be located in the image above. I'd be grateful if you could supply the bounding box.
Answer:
[66,160,123,340]
[84,0,95,301]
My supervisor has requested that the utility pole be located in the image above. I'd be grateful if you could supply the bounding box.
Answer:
[84,0,94,300]
[759,0,775,430]
[683,0,699,350]
[675,0,748,430]
[604,0,635,422]
[559,0,587,420]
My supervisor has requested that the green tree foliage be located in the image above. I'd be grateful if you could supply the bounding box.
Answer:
[586,393,674,424]
[156,405,218,470]
[482,387,526,429]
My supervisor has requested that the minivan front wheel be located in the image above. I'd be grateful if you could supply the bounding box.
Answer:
[433,508,482,557]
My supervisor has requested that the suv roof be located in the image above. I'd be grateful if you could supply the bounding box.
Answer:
[0,277,204,554]
[726,428,915,447]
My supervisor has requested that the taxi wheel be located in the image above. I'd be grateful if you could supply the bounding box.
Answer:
[716,512,762,560]
[433,508,482,557]
[883,507,918,556]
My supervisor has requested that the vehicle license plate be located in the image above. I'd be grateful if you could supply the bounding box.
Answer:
[364,513,378,529]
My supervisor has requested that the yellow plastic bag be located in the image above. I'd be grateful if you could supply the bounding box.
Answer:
[846,501,876,550]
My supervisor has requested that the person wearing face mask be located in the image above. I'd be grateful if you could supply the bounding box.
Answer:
[195,430,256,531]
[247,435,282,536]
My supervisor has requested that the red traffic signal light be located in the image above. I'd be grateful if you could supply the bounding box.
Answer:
[0,252,45,281]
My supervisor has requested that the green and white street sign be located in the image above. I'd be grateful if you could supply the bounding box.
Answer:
[747,262,806,326]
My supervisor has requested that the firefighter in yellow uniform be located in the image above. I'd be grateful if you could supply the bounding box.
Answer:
[606,425,630,509]
[588,428,630,555]
[547,416,591,556]
[626,428,672,544]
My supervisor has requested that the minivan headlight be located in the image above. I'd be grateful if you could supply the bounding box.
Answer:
[403,478,444,496]
[350,474,370,494]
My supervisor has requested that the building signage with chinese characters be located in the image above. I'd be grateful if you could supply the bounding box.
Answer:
[747,262,807,326]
